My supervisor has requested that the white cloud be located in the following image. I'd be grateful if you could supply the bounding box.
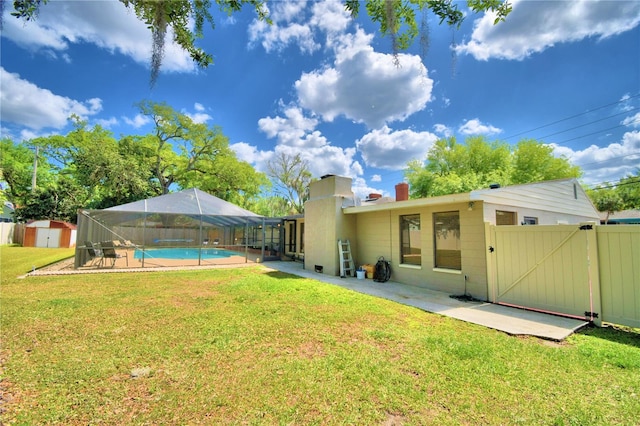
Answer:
[123,113,150,129]
[296,29,433,129]
[183,104,212,124]
[95,117,119,128]
[247,2,319,54]
[230,142,273,172]
[371,174,382,183]
[2,0,194,72]
[457,0,640,61]
[0,67,102,131]
[551,131,640,185]
[356,126,438,170]
[256,105,362,180]
[309,0,351,36]
[619,94,635,112]
[458,118,502,136]
[433,124,453,138]
[258,106,320,147]
[621,112,640,128]
[351,176,386,200]
[248,0,350,54]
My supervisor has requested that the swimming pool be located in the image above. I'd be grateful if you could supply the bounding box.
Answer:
[134,247,233,260]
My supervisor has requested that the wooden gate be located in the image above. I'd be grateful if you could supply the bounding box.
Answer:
[486,224,601,326]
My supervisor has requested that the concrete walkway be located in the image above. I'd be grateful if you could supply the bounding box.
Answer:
[265,261,589,341]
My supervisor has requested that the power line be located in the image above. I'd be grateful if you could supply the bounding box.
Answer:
[552,121,637,146]
[502,93,640,141]
[536,107,639,141]
[588,178,640,190]
[372,94,640,185]
[574,151,640,168]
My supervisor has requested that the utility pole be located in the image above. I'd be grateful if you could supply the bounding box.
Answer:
[31,146,38,192]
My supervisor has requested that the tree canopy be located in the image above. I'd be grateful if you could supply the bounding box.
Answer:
[405,136,583,198]
[0,102,268,222]
[587,171,640,217]
[266,152,314,215]
[8,0,511,85]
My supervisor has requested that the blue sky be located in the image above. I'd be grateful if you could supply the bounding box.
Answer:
[1,0,639,199]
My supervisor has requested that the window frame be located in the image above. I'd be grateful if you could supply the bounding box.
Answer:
[433,211,461,271]
[496,210,517,226]
[400,214,421,266]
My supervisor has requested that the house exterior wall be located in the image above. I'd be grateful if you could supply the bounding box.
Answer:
[482,203,599,225]
[353,202,488,300]
[474,179,599,224]
[304,176,357,276]
[306,176,600,302]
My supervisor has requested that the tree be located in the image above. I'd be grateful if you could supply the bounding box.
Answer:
[587,188,623,223]
[8,0,511,85]
[406,136,511,197]
[616,171,640,209]
[587,171,640,215]
[266,152,313,214]
[29,119,155,210]
[13,174,84,223]
[510,139,581,185]
[0,137,59,217]
[179,148,269,207]
[138,100,266,204]
[245,195,291,217]
[406,136,582,198]
[1,138,46,201]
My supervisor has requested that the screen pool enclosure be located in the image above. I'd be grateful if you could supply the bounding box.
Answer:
[75,188,283,268]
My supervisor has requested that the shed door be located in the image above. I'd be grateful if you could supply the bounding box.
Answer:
[36,228,62,248]
[488,224,601,323]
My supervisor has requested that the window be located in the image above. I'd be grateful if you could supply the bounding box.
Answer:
[522,216,538,225]
[434,211,461,270]
[496,210,517,226]
[400,214,421,265]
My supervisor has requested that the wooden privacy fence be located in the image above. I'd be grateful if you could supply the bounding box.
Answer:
[486,223,640,328]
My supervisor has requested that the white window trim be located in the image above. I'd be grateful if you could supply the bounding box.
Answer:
[433,268,462,275]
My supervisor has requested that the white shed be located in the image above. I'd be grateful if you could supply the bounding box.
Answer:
[23,220,77,248]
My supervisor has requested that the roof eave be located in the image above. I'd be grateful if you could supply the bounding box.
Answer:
[344,193,472,214]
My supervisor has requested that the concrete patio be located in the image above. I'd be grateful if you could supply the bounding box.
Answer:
[266,261,590,341]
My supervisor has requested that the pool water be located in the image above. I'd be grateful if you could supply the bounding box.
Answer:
[133,247,233,260]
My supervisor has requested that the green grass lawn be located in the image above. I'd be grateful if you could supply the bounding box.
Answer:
[1,246,639,425]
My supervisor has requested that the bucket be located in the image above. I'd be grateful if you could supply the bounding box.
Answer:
[362,264,374,279]
[356,270,365,280]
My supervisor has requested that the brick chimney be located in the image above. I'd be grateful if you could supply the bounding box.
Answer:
[368,193,382,200]
[395,182,409,201]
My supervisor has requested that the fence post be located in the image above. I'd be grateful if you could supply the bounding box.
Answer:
[582,222,602,327]
[484,222,497,303]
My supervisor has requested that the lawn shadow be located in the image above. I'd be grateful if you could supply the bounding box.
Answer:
[263,270,308,280]
[575,323,640,349]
